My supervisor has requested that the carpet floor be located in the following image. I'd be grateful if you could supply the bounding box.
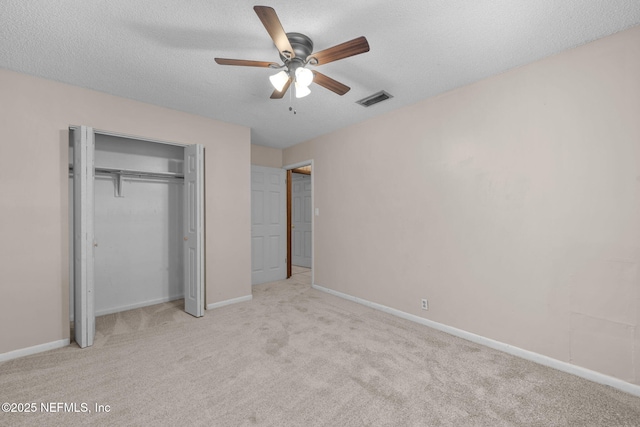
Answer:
[2,272,640,426]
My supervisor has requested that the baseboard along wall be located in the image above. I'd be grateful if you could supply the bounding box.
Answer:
[206,294,253,310]
[69,294,186,321]
[95,294,185,317]
[0,339,71,363]
[311,283,640,398]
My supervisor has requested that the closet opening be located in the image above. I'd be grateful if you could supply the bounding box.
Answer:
[69,126,204,348]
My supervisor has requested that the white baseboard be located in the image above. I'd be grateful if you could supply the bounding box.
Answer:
[312,283,640,398]
[206,294,252,310]
[94,294,184,317]
[0,339,70,363]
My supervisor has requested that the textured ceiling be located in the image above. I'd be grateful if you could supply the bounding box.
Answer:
[2,1,640,149]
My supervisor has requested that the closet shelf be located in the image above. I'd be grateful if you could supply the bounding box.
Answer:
[69,166,184,180]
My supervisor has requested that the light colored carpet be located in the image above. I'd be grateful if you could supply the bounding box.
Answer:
[291,265,311,275]
[2,273,640,426]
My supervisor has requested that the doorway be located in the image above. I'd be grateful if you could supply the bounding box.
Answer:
[285,161,313,282]
[70,126,204,348]
[290,171,312,268]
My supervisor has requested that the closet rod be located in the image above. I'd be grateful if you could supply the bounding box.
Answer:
[69,166,184,179]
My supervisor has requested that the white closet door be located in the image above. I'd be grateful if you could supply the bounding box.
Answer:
[184,144,204,317]
[251,165,286,284]
[73,126,95,348]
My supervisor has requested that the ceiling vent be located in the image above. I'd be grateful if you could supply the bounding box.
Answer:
[356,90,393,107]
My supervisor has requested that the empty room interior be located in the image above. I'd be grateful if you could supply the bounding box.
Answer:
[1,1,640,425]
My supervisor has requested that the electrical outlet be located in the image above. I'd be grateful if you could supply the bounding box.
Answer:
[421,299,428,310]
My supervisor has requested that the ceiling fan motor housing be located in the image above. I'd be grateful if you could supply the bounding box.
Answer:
[280,32,314,63]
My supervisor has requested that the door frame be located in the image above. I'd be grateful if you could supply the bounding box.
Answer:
[283,160,314,283]
[69,126,206,346]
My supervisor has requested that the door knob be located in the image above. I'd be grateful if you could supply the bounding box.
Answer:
[184,237,188,241]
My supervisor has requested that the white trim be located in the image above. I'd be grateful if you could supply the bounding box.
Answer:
[95,294,184,317]
[312,283,640,398]
[0,339,70,363]
[69,126,186,147]
[206,294,253,310]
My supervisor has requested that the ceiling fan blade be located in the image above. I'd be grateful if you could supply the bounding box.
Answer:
[312,71,350,95]
[214,58,278,68]
[270,77,293,99]
[254,6,295,59]
[309,36,370,65]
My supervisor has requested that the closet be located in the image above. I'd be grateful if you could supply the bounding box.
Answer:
[69,126,204,348]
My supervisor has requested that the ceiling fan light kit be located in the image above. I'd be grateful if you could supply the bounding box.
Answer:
[269,70,289,92]
[294,67,313,88]
[214,6,370,101]
[294,81,311,98]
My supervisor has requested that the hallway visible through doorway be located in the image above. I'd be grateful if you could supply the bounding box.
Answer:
[289,266,311,286]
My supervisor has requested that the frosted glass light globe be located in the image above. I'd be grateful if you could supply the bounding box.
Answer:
[295,67,313,87]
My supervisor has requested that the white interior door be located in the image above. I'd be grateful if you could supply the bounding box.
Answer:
[184,144,204,317]
[292,173,312,268]
[251,165,286,284]
[73,126,95,348]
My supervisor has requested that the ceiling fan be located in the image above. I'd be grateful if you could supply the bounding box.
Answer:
[215,6,370,99]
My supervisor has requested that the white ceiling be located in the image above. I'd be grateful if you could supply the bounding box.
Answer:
[2,1,639,149]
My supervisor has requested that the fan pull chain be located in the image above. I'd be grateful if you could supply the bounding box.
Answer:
[288,85,297,114]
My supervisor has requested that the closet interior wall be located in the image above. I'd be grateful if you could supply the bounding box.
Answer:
[69,133,185,319]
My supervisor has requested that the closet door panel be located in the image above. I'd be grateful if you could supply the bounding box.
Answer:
[184,144,204,317]
[73,126,95,348]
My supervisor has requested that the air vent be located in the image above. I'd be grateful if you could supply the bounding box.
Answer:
[356,90,393,107]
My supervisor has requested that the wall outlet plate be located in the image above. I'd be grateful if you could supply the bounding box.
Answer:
[421,299,428,310]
